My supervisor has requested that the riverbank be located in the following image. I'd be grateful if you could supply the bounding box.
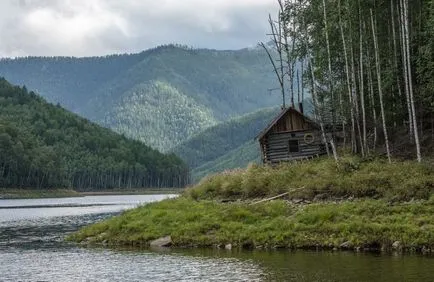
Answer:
[0,188,80,199]
[79,188,184,196]
[69,157,434,253]
[0,188,183,199]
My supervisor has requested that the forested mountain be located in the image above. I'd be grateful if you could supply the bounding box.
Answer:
[0,78,189,190]
[191,140,260,183]
[172,107,279,178]
[0,45,282,151]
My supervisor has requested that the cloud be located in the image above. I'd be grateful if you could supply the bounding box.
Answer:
[0,0,277,57]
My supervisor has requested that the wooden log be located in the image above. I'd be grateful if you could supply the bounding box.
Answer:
[250,187,306,205]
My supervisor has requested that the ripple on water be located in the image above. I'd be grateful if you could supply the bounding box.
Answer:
[0,248,264,282]
[0,195,264,281]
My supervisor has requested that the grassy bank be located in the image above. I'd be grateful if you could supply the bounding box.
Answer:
[0,188,80,199]
[69,196,434,251]
[69,157,434,252]
[188,156,434,202]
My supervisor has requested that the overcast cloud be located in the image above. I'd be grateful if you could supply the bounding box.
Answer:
[0,0,277,57]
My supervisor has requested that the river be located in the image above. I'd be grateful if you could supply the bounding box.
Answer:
[0,195,432,281]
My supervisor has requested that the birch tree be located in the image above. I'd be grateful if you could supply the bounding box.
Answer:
[371,9,391,163]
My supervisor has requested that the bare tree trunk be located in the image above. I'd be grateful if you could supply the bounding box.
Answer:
[260,41,285,108]
[278,0,295,108]
[301,60,305,111]
[297,68,300,107]
[359,1,367,154]
[322,0,336,134]
[371,9,392,163]
[290,32,297,108]
[399,0,414,140]
[402,0,422,162]
[350,37,364,156]
[303,16,333,159]
[263,12,286,108]
[391,0,403,101]
[275,14,286,108]
[309,61,331,158]
[339,0,356,152]
[345,0,364,156]
[367,50,378,151]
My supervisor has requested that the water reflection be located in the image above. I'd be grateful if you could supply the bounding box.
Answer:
[0,195,175,222]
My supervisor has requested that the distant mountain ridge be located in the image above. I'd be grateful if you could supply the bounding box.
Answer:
[0,44,282,152]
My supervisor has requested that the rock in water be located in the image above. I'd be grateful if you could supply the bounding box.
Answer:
[150,236,172,247]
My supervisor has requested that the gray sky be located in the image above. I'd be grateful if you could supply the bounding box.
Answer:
[0,0,277,57]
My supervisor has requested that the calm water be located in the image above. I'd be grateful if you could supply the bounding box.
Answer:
[0,195,432,281]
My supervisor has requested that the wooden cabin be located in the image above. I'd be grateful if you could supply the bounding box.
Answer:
[257,107,327,164]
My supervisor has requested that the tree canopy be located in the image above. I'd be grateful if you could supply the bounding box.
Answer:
[0,78,189,190]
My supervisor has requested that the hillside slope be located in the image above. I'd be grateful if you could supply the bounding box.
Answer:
[172,107,278,171]
[191,140,260,182]
[0,78,188,190]
[0,45,282,151]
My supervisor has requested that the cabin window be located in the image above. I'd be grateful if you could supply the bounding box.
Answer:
[288,140,299,153]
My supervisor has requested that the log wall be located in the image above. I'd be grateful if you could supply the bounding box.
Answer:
[262,130,326,163]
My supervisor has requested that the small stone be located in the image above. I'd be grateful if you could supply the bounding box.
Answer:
[392,241,401,250]
[225,243,232,250]
[102,240,108,246]
[150,236,172,248]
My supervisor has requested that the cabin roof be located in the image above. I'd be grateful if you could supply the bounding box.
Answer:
[256,107,318,141]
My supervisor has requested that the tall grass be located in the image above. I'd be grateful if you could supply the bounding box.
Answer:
[186,157,434,202]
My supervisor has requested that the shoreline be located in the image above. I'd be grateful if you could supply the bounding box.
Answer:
[0,188,81,199]
[68,196,434,254]
[0,188,183,199]
[78,188,183,196]
[67,157,434,254]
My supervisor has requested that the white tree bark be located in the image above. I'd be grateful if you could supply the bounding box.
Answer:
[359,0,367,153]
[371,9,391,163]
[309,61,331,158]
[339,0,356,152]
[391,0,403,100]
[322,0,336,132]
[402,0,422,162]
[366,48,378,149]
[399,0,414,140]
